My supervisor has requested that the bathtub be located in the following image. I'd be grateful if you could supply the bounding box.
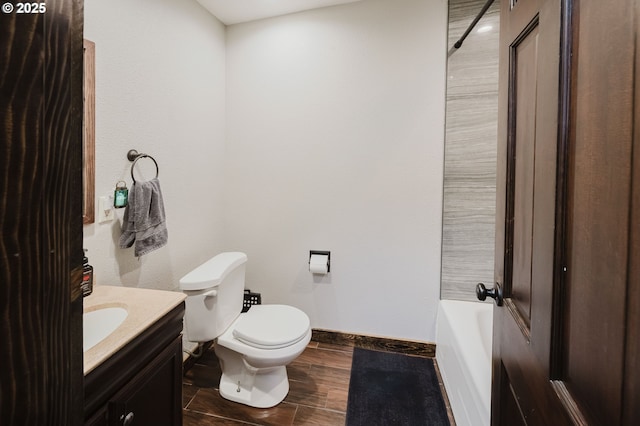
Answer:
[436,300,493,426]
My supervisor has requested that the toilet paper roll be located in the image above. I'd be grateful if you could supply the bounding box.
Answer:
[309,254,329,275]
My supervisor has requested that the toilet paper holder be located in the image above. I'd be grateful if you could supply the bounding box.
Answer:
[309,250,330,273]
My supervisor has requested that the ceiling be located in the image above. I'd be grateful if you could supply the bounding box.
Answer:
[196,0,363,25]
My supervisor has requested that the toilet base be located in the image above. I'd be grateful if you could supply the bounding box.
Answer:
[215,345,291,408]
[218,365,289,408]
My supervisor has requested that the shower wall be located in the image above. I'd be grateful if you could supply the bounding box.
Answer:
[441,0,499,301]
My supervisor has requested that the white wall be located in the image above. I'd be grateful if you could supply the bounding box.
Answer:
[224,0,447,341]
[83,0,227,291]
[83,0,448,343]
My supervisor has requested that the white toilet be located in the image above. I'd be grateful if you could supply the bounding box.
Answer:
[180,252,312,408]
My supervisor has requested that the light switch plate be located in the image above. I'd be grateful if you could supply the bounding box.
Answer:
[98,195,114,223]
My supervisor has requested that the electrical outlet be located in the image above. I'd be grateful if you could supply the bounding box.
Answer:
[98,195,114,223]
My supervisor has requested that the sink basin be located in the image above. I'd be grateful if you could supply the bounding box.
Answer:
[83,307,128,352]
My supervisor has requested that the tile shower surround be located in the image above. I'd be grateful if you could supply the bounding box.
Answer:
[442,0,500,301]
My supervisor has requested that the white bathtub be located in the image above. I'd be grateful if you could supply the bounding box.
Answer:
[436,300,493,426]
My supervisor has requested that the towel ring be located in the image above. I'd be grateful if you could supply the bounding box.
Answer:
[127,149,159,183]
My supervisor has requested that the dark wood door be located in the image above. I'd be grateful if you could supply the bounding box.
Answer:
[492,0,640,424]
[0,1,84,424]
[492,0,573,423]
[561,0,639,424]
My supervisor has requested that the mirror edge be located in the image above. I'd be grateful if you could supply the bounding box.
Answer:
[83,39,95,225]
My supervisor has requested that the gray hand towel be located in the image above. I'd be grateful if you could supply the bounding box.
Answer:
[119,178,168,256]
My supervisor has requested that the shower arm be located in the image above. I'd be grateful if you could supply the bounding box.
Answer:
[452,0,496,50]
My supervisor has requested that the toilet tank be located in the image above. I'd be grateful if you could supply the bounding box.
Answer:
[180,252,247,342]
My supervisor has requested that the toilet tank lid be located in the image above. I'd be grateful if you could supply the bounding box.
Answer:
[179,252,247,290]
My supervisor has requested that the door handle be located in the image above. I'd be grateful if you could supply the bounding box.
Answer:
[476,282,503,306]
[121,411,134,425]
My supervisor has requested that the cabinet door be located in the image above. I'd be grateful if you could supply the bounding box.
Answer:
[108,337,183,426]
[85,407,107,426]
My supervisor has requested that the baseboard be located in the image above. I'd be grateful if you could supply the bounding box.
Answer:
[182,330,436,372]
[312,329,436,358]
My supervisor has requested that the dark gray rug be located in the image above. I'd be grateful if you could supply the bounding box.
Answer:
[346,348,450,426]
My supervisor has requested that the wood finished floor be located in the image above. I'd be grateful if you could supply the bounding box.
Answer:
[182,339,453,425]
[183,340,353,425]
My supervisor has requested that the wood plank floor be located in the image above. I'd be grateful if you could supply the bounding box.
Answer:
[183,339,454,425]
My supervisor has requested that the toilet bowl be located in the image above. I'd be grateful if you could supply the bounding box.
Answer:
[216,304,311,407]
[180,252,311,408]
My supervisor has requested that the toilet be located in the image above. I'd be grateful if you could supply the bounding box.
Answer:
[180,252,311,408]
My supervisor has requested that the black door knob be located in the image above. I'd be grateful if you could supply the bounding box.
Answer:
[476,282,503,306]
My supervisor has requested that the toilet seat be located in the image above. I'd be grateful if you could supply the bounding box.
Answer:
[232,305,310,349]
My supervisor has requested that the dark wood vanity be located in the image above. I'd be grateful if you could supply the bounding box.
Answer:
[84,303,184,426]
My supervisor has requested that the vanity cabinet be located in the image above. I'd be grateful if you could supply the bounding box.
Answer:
[84,304,184,426]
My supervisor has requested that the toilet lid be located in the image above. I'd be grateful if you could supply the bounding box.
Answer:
[232,305,310,349]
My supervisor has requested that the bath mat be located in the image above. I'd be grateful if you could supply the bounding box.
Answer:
[346,348,450,426]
